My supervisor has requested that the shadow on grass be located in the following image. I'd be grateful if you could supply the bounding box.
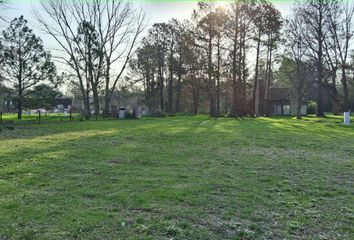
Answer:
[1,115,353,239]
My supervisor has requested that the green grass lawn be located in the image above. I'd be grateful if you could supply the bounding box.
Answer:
[2,112,82,123]
[0,115,353,239]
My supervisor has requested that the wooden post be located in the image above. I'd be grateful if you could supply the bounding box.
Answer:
[70,109,72,121]
[38,110,41,124]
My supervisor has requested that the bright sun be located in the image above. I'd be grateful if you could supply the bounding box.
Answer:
[215,1,228,9]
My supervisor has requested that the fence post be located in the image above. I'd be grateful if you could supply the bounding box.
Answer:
[70,109,72,121]
[38,110,41,124]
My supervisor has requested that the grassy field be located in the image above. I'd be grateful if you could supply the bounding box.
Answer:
[0,115,353,239]
[1,112,82,123]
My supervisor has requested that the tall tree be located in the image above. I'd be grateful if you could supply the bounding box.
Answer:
[263,3,282,115]
[144,23,171,111]
[165,19,180,113]
[213,7,228,117]
[250,1,268,115]
[282,16,312,119]
[294,0,338,116]
[328,1,354,111]
[37,0,145,118]
[174,20,189,113]
[0,16,58,119]
[193,1,222,117]
[182,23,205,115]
[277,58,312,119]
[75,21,104,118]
[130,43,159,111]
[227,0,253,116]
[250,1,281,115]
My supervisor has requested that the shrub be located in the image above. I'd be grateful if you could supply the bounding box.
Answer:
[150,109,167,117]
[307,101,317,114]
[125,109,135,119]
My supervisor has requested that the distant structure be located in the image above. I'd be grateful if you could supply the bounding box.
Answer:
[0,97,73,113]
[52,98,72,112]
[255,78,307,116]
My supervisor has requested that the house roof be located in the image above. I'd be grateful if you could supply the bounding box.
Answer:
[269,88,290,101]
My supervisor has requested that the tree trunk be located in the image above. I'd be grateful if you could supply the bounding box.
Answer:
[17,93,22,120]
[208,33,215,117]
[83,79,91,120]
[241,30,247,116]
[231,35,238,116]
[151,74,156,110]
[104,93,110,118]
[83,92,90,120]
[92,85,100,118]
[18,50,23,120]
[168,47,174,113]
[216,37,221,117]
[253,33,261,116]
[175,55,182,113]
[341,68,350,111]
[264,36,273,116]
[158,64,164,111]
[168,75,173,113]
[231,3,239,117]
[192,77,199,115]
[296,96,302,120]
[317,83,324,117]
[316,9,325,117]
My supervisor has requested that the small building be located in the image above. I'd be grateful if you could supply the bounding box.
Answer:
[0,97,73,113]
[1,99,15,112]
[52,98,72,111]
[255,78,307,116]
[268,88,307,116]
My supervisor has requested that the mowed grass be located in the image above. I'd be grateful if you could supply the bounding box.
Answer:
[0,115,353,239]
[2,113,82,123]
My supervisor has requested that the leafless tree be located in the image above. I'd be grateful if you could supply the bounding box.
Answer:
[282,17,312,119]
[328,1,354,111]
[294,0,339,116]
[36,0,146,118]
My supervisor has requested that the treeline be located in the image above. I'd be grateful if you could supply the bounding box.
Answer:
[0,0,145,119]
[130,0,354,118]
[0,0,353,120]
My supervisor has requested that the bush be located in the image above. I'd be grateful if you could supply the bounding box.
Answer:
[6,121,14,130]
[150,109,167,117]
[125,109,135,119]
[307,101,317,114]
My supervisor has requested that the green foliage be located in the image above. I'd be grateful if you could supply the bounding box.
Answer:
[307,101,317,114]
[124,109,135,119]
[150,109,167,117]
[0,16,59,118]
[0,116,353,239]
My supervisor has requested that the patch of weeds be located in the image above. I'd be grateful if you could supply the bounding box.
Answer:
[19,229,37,240]
[165,222,183,237]
[249,222,262,234]
[287,220,301,231]
[234,229,255,240]
[225,219,242,230]
[135,224,149,234]
[136,217,145,224]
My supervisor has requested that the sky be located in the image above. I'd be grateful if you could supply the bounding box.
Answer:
[2,1,293,49]
[1,0,293,92]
